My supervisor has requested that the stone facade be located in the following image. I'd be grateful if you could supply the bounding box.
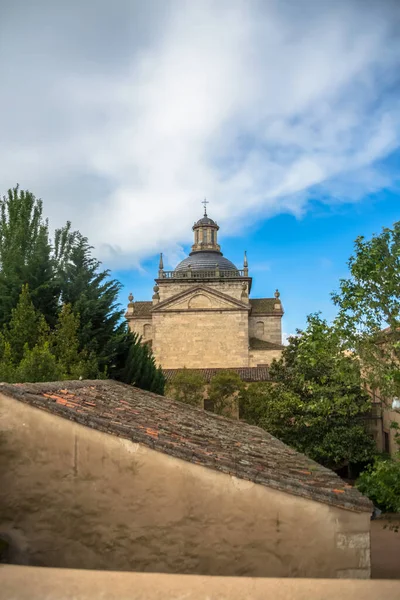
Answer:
[126,211,284,370]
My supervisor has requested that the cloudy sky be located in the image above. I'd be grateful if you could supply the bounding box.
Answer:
[1,0,399,335]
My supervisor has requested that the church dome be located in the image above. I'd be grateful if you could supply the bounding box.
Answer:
[175,252,238,272]
[194,215,218,227]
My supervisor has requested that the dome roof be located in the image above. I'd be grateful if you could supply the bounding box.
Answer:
[175,252,238,272]
[194,215,218,227]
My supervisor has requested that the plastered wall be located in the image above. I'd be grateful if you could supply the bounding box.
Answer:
[0,395,371,578]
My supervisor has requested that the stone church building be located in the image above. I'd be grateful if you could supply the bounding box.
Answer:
[126,208,284,371]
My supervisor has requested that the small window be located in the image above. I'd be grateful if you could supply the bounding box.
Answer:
[211,230,215,244]
[256,321,264,337]
[384,431,390,454]
[203,229,208,243]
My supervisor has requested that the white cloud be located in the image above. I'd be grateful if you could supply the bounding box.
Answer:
[0,0,399,268]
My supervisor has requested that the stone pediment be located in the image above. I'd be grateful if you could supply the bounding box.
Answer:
[152,286,249,313]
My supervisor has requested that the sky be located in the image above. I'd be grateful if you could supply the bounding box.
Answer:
[0,0,399,338]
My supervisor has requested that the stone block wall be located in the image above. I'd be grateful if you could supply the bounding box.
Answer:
[248,349,283,367]
[249,315,282,345]
[152,310,249,369]
[128,317,152,341]
[158,280,248,303]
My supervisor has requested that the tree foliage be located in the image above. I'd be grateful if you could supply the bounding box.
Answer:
[56,231,124,372]
[332,222,400,397]
[110,331,165,394]
[167,368,205,406]
[357,456,400,513]
[0,185,162,393]
[241,314,376,470]
[208,370,243,416]
[0,185,58,327]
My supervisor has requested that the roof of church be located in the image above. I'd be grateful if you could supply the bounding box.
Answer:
[163,366,271,383]
[250,298,281,313]
[174,252,238,272]
[0,380,372,513]
[193,215,218,227]
[132,301,152,316]
[249,338,284,350]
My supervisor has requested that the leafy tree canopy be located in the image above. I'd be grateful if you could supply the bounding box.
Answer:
[166,368,205,406]
[241,314,376,470]
[208,370,243,416]
[332,221,400,397]
[0,185,58,327]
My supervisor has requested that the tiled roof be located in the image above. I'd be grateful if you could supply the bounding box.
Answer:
[163,366,271,383]
[0,380,372,513]
[250,298,281,313]
[133,301,152,316]
[249,338,284,351]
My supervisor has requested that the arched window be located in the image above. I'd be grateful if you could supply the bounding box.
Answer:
[255,321,264,337]
[211,230,215,244]
[203,229,208,243]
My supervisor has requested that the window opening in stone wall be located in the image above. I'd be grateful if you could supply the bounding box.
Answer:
[203,229,207,243]
[256,321,265,337]
[384,431,390,454]
[211,230,215,244]
[143,324,152,340]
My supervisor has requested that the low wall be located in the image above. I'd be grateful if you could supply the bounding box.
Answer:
[2,567,400,600]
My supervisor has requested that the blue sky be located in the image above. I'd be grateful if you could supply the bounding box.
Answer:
[115,148,400,338]
[1,0,400,337]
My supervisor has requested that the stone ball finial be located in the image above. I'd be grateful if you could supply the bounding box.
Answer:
[128,292,134,303]
[274,289,280,299]
[153,284,159,293]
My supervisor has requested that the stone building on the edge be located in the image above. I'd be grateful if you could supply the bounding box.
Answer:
[126,205,284,375]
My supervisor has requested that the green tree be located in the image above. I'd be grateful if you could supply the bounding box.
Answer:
[52,304,100,380]
[167,368,205,406]
[57,231,125,372]
[16,342,62,383]
[357,456,400,513]
[0,186,58,327]
[3,284,48,364]
[241,314,375,471]
[208,370,243,416]
[109,330,165,394]
[332,222,400,398]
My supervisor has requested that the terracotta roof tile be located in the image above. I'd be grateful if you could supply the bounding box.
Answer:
[0,380,372,513]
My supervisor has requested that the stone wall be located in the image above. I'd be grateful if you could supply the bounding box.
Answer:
[249,315,282,345]
[157,280,248,303]
[152,309,249,368]
[0,395,371,578]
[248,349,283,367]
[128,317,152,340]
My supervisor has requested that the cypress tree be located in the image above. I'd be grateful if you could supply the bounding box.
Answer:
[0,186,58,327]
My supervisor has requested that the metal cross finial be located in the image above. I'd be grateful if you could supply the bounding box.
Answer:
[202,198,209,216]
